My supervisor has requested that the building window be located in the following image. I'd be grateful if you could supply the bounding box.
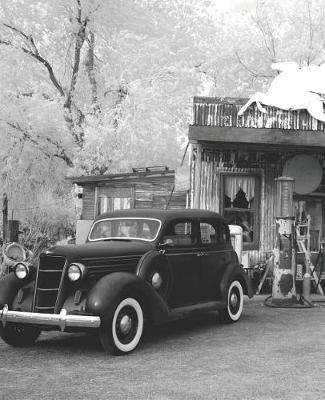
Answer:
[221,174,260,250]
[97,187,133,215]
[98,196,131,214]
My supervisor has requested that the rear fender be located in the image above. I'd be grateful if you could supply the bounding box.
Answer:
[85,272,169,325]
[220,263,253,302]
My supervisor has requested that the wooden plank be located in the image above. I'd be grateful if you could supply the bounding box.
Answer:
[69,170,175,185]
[80,185,96,220]
[193,97,248,105]
[257,255,274,295]
[93,186,98,218]
[189,125,325,149]
[192,97,324,131]
[193,144,202,208]
[98,187,132,197]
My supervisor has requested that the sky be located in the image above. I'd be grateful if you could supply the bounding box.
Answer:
[213,0,256,12]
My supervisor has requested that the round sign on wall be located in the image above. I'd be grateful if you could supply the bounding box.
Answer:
[283,155,323,194]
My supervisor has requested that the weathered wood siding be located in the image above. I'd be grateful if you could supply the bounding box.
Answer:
[80,176,187,219]
[193,97,325,131]
[189,97,325,266]
[190,144,325,265]
[134,178,186,209]
[81,185,96,220]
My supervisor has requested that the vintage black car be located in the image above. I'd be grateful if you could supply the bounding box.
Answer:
[0,209,252,355]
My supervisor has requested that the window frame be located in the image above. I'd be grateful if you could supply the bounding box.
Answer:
[198,219,226,248]
[96,186,134,216]
[88,217,162,242]
[220,172,261,251]
[161,218,198,248]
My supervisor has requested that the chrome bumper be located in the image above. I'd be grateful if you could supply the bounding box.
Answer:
[0,305,101,331]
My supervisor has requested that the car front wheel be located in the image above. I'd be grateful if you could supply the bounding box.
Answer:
[99,297,144,355]
[0,323,41,347]
[219,280,244,323]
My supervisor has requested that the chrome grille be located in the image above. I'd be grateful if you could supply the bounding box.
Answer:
[33,254,66,313]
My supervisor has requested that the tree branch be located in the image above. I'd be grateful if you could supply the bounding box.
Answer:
[253,1,277,63]
[1,1,93,150]
[63,0,89,145]
[235,51,273,79]
[85,30,101,115]
[0,25,65,97]
[1,119,74,167]
[306,0,314,65]
[64,0,88,110]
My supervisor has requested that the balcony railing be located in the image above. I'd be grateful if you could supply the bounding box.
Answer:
[193,97,325,131]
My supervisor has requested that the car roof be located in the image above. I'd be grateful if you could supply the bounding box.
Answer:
[95,208,227,224]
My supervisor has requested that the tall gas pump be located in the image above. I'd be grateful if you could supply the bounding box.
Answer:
[271,177,297,305]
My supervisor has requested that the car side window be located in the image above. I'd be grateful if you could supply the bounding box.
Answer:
[162,221,195,247]
[200,222,218,244]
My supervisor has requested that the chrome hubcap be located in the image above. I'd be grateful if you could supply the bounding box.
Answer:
[152,272,163,289]
[119,315,132,335]
[230,293,238,308]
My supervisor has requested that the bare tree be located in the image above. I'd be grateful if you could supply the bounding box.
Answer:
[0,0,95,157]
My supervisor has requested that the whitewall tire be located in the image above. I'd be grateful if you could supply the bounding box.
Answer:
[100,297,144,355]
[219,280,244,323]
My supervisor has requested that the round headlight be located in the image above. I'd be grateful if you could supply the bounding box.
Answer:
[15,263,30,280]
[68,263,86,282]
[151,272,163,289]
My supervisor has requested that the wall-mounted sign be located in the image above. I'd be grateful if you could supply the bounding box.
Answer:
[238,61,325,122]
[283,155,322,194]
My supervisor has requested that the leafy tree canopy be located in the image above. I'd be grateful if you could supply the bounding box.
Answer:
[0,0,324,231]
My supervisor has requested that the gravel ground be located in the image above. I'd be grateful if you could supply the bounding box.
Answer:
[0,295,324,400]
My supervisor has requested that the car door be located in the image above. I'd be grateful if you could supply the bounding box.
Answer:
[160,218,201,307]
[197,219,233,301]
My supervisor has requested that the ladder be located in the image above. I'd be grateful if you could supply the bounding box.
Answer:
[296,215,324,295]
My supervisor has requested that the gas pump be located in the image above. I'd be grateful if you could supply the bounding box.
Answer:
[271,177,297,305]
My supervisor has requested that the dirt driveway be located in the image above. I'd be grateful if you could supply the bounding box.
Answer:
[0,296,324,400]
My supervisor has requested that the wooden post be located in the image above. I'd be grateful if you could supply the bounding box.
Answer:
[193,144,202,209]
[93,186,98,218]
[2,193,8,242]
[8,220,19,242]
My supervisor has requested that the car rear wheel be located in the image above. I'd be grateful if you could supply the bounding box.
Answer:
[219,280,244,323]
[0,323,41,347]
[99,297,144,355]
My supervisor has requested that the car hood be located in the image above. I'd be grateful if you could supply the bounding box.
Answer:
[44,240,155,261]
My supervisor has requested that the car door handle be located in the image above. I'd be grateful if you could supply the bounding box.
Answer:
[197,252,208,257]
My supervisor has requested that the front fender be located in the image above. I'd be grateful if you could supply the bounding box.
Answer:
[136,250,173,300]
[0,273,33,308]
[85,272,169,324]
[220,263,253,302]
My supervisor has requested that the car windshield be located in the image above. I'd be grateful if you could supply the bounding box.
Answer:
[88,218,161,242]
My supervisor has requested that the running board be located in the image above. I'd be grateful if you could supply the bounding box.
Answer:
[168,301,226,320]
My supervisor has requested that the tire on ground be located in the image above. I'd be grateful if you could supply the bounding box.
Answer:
[0,323,41,347]
[99,297,144,355]
[219,280,244,323]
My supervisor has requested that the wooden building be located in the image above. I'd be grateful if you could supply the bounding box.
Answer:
[70,166,188,243]
[189,97,325,268]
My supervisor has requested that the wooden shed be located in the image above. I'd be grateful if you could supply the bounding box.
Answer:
[70,166,188,243]
[189,97,325,268]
